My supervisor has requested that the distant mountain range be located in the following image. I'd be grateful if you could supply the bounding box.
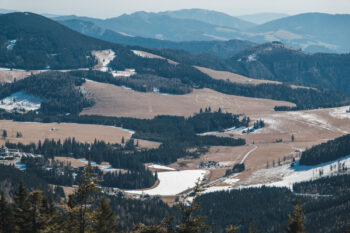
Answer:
[1,12,349,94]
[238,13,289,24]
[1,8,349,53]
[54,12,246,42]
[156,9,256,30]
[52,10,350,54]
[60,19,256,58]
[0,12,349,109]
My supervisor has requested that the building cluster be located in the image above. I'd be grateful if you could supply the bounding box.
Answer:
[0,146,42,160]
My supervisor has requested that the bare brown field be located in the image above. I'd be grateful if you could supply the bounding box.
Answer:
[0,69,42,83]
[53,157,87,168]
[196,66,314,90]
[81,80,295,119]
[169,145,251,170]
[136,139,161,149]
[0,120,133,146]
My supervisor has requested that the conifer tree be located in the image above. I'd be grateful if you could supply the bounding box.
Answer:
[14,178,32,233]
[226,225,239,233]
[65,161,99,233]
[176,180,210,233]
[93,196,117,233]
[284,201,306,233]
[28,190,44,233]
[0,190,15,233]
[39,196,62,232]
[249,219,258,233]
[132,217,173,233]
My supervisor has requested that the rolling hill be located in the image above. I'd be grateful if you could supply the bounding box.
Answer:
[54,11,247,42]
[230,41,350,94]
[141,41,350,95]
[0,12,123,69]
[157,9,256,30]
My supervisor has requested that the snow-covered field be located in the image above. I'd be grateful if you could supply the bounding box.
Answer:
[127,170,207,196]
[0,92,42,112]
[148,164,176,171]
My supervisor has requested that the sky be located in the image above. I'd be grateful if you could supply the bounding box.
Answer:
[0,0,349,18]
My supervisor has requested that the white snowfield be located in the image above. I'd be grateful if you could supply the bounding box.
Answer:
[329,106,350,120]
[92,49,116,72]
[148,164,176,171]
[127,169,208,196]
[0,92,42,112]
[245,155,350,190]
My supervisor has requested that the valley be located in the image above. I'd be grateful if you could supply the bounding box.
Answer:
[0,8,349,233]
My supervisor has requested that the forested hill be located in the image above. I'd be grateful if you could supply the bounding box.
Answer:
[0,12,123,69]
[230,42,350,95]
[300,134,350,166]
[141,42,350,95]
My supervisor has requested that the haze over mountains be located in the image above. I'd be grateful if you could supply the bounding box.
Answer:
[238,12,289,24]
[51,9,350,54]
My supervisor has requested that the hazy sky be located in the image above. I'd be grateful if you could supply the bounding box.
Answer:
[1,0,349,18]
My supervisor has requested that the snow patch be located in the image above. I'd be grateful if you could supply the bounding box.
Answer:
[92,49,116,72]
[127,170,208,196]
[0,92,42,112]
[6,40,16,51]
[148,164,176,171]
[247,54,257,62]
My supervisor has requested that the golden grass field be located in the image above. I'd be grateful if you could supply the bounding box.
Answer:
[195,66,281,85]
[81,80,295,118]
[0,120,132,145]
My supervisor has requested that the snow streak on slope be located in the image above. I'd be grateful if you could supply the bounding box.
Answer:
[245,155,350,189]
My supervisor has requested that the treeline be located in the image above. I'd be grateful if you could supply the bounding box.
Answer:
[196,174,350,233]
[0,71,94,114]
[70,70,192,95]
[2,166,349,233]
[21,156,75,186]
[293,174,350,195]
[0,164,64,201]
[102,170,157,190]
[300,134,350,165]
